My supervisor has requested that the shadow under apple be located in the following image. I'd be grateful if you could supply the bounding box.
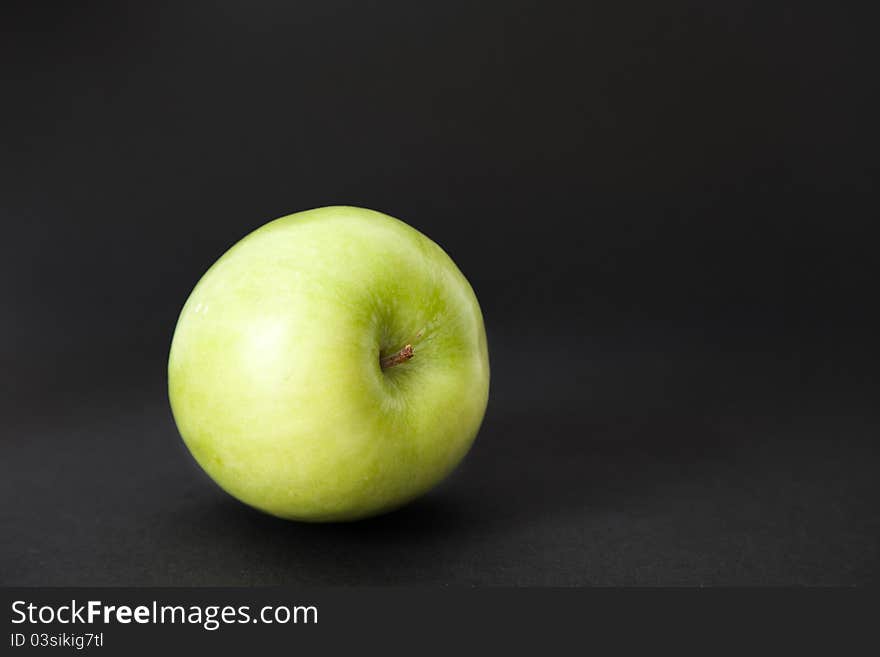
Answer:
[184,402,731,585]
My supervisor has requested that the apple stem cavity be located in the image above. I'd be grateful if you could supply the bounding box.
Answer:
[380,344,414,371]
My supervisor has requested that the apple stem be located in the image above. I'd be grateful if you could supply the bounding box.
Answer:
[380,344,414,370]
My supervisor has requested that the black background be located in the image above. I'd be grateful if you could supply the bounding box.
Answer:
[2,1,877,585]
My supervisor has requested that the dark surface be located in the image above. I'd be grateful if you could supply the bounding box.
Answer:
[4,338,880,586]
[2,1,878,585]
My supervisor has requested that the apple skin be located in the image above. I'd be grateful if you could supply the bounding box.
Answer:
[168,206,490,521]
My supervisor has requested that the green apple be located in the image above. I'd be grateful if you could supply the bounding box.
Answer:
[168,206,490,521]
